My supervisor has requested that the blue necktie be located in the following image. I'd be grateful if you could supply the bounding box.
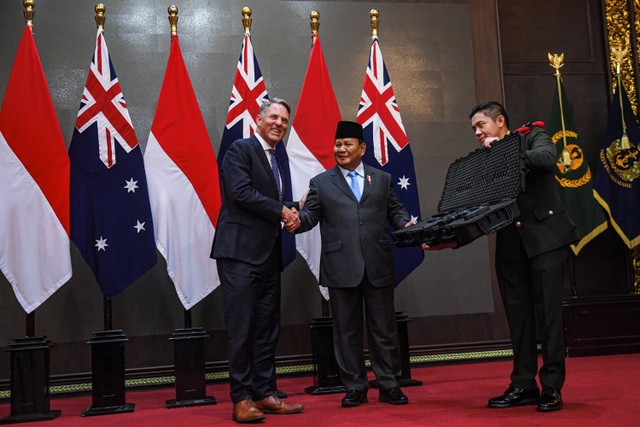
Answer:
[268,149,282,200]
[347,171,361,201]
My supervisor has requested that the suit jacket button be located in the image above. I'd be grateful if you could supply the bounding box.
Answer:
[515,221,522,228]
[548,210,554,215]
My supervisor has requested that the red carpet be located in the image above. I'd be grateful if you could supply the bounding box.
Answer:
[1,353,639,426]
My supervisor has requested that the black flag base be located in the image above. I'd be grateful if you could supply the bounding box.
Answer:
[82,330,135,417]
[0,337,61,424]
[165,327,216,409]
[369,312,423,389]
[304,317,346,395]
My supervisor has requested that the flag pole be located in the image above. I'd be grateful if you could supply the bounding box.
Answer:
[547,52,578,294]
[96,3,115,333]
[22,0,37,340]
[24,0,37,340]
[309,10,330,317]
[84,7,135,415]
[548,53,572,170]
[157,6,215,407]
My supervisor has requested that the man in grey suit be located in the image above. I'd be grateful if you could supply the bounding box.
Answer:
[211,99,303,423]
[293,121,414,407]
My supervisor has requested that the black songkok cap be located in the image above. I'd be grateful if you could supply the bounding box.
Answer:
[335,121,364,141]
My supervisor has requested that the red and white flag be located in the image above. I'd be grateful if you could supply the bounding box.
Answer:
[144,34,222,309]
[287,36,341,298]
[0,26,71,313]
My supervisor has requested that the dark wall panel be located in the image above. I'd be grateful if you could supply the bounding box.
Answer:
[497,0,631,297]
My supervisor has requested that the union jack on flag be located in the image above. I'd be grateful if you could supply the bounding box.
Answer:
[75,30,137,168]
[219,30,296,268]
[218,33,268,163]
[69,28,157,298]
[356,38,424,284]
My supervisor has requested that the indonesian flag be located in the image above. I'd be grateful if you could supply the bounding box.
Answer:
[144,34,222,309]
[0,26,71,313]
[287,36,341,299]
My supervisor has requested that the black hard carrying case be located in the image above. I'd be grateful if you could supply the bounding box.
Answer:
[392,132,525,248]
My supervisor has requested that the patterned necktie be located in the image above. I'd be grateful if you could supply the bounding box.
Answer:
[268,149,282,200]
[347,171,361,201]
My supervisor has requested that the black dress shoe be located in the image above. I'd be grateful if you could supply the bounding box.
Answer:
[341,390,368,407]
[488,386,540,408]
[537,388,563,412]
[379,387,409,405]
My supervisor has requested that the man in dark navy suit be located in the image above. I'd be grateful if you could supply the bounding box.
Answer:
[211,98,303,423]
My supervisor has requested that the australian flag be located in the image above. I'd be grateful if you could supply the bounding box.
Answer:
[69,29,157,298]
[220,32,296,268]
[356,39,424,284]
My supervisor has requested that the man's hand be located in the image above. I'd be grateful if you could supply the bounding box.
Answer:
[282,206,300,233]
[299,190,309,209]
[422,242,458,251]
[404,219,417,228]
[481,136,499,149]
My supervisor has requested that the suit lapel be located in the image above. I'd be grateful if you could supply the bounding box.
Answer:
[251,135,280,197]
[330,164,376,203]
[330,166,358,201]
[360,164,376,202]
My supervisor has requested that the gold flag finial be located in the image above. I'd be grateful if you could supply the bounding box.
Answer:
[547,52,564,77]
[310,10,319,43]
[168,5,178,37]
[612,39,631,149]
[611,37,629,76]
[23,0,34,28]
[242,7,252,34]
[95,4,105,30]
[370,9,379,39]
[548,52,571,169]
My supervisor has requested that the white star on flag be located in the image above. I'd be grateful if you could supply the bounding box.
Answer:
[95,236,108,251]
[411,215,419,223]
[397,175,411,190]
[134,220,146,233]
[124,178,139,193]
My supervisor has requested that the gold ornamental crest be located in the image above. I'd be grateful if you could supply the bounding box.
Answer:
[552,130,591,188]
[599,137,640,188]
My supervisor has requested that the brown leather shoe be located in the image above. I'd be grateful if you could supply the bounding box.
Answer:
[232,398,265,423]
[254,394,304,414]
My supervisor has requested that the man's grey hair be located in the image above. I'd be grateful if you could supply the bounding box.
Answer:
[258,98,291,116]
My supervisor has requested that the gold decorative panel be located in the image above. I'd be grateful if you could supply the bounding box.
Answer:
[605,0,638,113]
